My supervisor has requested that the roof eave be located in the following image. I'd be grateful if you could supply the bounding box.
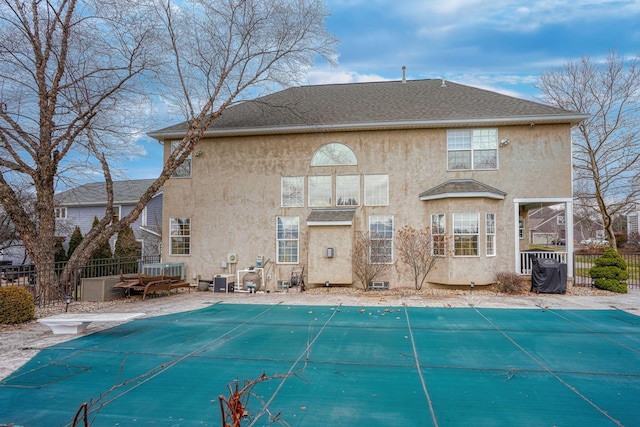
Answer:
[148,114,589,140]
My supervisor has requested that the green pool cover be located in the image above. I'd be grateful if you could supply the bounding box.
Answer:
[1,303,639,426]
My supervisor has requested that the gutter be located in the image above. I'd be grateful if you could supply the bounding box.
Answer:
[148,114,590,140]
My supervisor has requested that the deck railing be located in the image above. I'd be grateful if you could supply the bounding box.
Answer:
[519,251,567,275]
[0,255,161,306]
[519,250,639,289]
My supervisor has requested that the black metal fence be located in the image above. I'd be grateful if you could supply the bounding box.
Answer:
[0,255,161,306]
[573,252,640,289]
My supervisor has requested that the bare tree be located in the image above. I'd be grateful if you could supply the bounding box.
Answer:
[351,231,390,291]
[537,51,640,249]
[0,0,337,291]
[395,225,443,290]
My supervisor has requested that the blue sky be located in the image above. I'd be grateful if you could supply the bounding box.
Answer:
[128,0,640,180]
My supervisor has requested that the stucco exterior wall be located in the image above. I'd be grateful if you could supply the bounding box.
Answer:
[161,123,572,289]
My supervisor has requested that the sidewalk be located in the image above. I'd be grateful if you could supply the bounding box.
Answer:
[2,287,639,381]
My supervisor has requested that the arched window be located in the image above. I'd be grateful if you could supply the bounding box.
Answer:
[311,143,357,166]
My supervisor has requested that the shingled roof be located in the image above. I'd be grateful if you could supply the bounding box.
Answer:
[56,179,160,206]
[307,208,356,225]
[419,179,506,201]
[149,79,587,139]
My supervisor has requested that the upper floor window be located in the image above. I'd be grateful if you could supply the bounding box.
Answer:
[447,129,498,170]
[309,176,332,207]
[171,141,192,178]
[54,207,67,220]
[364,174,389,206]
[112,206,121,223]
[311,143,357,166]
[453,213,479,256]
[170,217,191,255]
[628,213,638,234]
[336,175,360,206]
[281,177,304,207]
[141,207,148,227]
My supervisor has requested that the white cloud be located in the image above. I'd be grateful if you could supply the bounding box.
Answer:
[305,67,390,85]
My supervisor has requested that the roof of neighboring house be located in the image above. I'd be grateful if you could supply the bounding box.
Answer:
[419,179,506,201]
[56,179,161,206]
[149,79,588,139]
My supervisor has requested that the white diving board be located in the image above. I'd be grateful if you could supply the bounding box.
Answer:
[37,312,145,334]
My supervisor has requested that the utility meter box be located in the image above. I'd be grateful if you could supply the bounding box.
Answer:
[256,255,264,267]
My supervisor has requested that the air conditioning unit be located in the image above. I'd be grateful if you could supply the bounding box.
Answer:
[227,253,238,264]
[368,281,389,290]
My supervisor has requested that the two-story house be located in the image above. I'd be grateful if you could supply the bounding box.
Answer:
[149,79,587,290]
[55,179,163,257]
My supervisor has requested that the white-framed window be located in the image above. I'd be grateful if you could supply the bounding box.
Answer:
[170,217,191,255]
[171,141,192,178]
[453,213,479,256]
[519,217,525,239]
[486,213,496,257]
[281,176,304,207]
[431,213,446,256]
[447,129,498,170]
[54,207,67,220]
[276,216,299,263]
[628,213,638,234]
[364,174,389,206]
[311,142,357,166]
[141,207,148,227]
[369,215,393,264]
[336,175,360,206]
[112,205,121,223]
[309,176,332,207]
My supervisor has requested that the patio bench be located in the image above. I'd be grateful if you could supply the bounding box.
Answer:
[37,312,145,334]
[141,275,191,300]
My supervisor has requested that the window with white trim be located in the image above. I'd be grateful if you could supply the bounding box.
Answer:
[486,213,496,256]
[112,206,121,223]
[447,129,498,170]
[171,141,192,178]
[453,213,479,256]
[170,217,191,255]
[628,213,638,234]
[519,217,525,239]
[281,177,304,207]
[336,175,360,206]
[308,176,332,207]
[311,143,357,166]
[431,213,446,256]
[276,216,299,263]
[369,215,393,263]
[54,207,67,220]
[141,207,148,227]
[364,174,389,206]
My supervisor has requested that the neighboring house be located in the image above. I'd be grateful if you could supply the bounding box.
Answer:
[55,179,163,257]
[528,207,566,245]
[149,79,587,289]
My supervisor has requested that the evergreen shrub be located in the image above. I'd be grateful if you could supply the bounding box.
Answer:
[0,286,35,324]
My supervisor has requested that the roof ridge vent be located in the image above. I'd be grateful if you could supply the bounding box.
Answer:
[402,66,406,83]
[441,78,446,87]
